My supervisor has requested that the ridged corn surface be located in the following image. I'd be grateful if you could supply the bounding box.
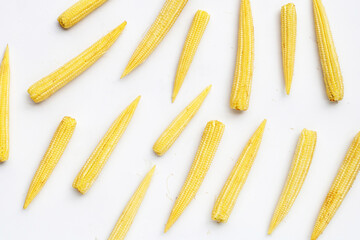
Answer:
[153,85,211,156]
[24,117,76,209]
[73,96,140,194]
[311,132,360,240]
[313,0,344,101]
[212,120,266,223]
[268,129,317,234]
[108,166,155,240]
[230,0,254,111]
[58,0,108,29]
[121,0,189,78]
[281,3,297,95]
[172,10,210,102]
[0,46,10,162]
[28,22,126,103]
[165,120,225,232]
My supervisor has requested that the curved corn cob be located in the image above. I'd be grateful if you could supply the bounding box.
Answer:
[0,45,10,162]
[313,0,343,102]
[212,120,266,223]
[73,96,140,194]
[311,132,360,240]
[172,10,210,102]
[230,0,254,111]
[108,166,155,240]
[28,22,126,103]
[24,117,77,209]
[268,129,317,234]
[153,85,211,156]
[165,120,225,232]
[121,0,189,78]
[58,0,108,29]
[281,3,297,95]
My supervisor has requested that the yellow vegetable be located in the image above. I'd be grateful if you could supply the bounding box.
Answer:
[108,166,155,240]
[311,132,360,240]
[313,0,344,101]
[0,45,10,162]
[23,117,77,209]
[172,10,210,102]
[281,3,297,95]
[153,85,211,156]
[165,120,225,232]
[230,0,254,111]
[28,22,126,103]
[212,120,266,223]
[121,0,189,78]
[268,129,317,234]
[58,0,108,29]
[73,96,140,194]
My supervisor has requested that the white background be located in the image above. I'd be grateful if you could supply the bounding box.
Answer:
[0,0,359,239]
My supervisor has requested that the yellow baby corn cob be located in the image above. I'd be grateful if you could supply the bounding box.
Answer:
[28,22,126,103]
[165,120,225,232]
[24,117,76,209]
[268,129,317,234]
[73,96,140,194]
[121,0,189,78]
[212,120,266,223]
[58,0,108,29]
[311,132,360,240]
[230,0,254,111]
[0,46,10,162]
[313,0,343,102]
[281,3,297,95]
[153,85,211,156]
[108,166,155,240]
[172,10,210,102]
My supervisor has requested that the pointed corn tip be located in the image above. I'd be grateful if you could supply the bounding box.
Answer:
[132,95,141,106]
[121,69,129,79]
[23,200,30,209]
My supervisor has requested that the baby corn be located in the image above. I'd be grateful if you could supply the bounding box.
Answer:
[172,10,210,102]
[0,46,10,162]
[28,22,126,103]
[121,0,189,78]
[230,0,254,111]
[281,3,297,95]
[58,0,108,29]
[24,117,76,209]
[311,132,360,240]
[108,166,155,240]
[212,120,266,223]
[153,85,211,156]
[73,96,140,194]
[268,129,317,234]
[313,0,343,101]
[165,120,225,232]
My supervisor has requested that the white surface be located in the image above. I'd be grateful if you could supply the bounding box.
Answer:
[0,0,359,239]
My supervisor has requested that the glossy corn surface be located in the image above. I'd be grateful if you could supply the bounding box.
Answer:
[311,132,360,240]
[73,96,140,194]
[165,120,225,232]
[58,0,108,29]
[268,129,317,234]
[172,10,210,102]
[230,0,254,111]
[24,117,77,209]
[28,22,126,103]
[108,166,155,240]
[313,0,344,101]
[212,120,266,223]
[121,0,189,78]
[153,85,211,156]
[281,3,297,95]
[0,45,10,162]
